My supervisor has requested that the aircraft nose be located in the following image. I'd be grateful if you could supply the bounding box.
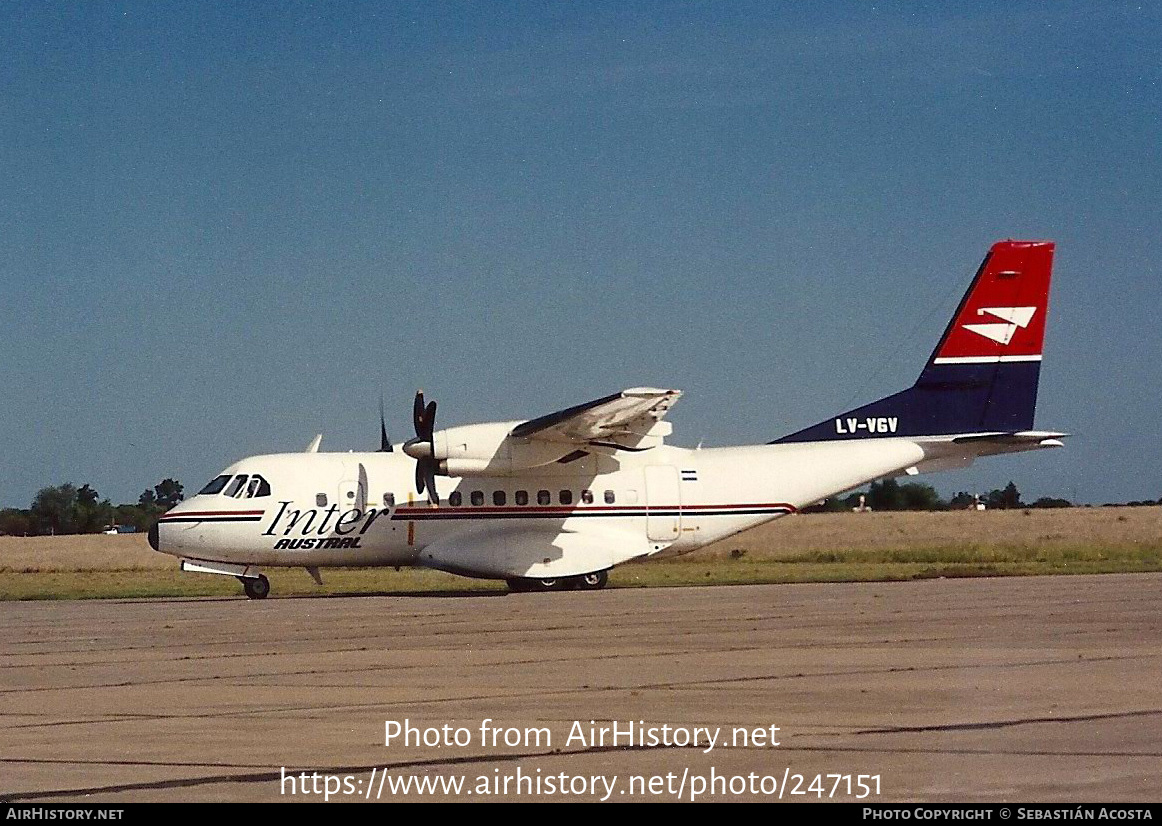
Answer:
[148,522,159,552]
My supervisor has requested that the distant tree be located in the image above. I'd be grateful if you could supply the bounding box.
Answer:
[77,484,99,507]
[138,488,157,507]
[986,481,1023,510]
[949,491,977,509]
[154,479,184,509]
[0,508,31,536]
[863,479,945,511]
[109,503,157,532]
[30,484,79,535]
[74,484,113,533]
[1030,497,1071,508]
[899,482,946,511]
[867,479,904,511]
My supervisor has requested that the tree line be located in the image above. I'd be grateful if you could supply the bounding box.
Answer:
[2,476,1158,534]
[0,480,184,536]
[803,479,1080,513]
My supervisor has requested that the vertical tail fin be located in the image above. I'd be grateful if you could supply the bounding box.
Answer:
[775,240,1055,443]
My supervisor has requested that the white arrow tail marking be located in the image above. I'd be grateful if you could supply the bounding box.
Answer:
[963,322,1018,344]
[979,306,1036,326]
[962,306,1037,345]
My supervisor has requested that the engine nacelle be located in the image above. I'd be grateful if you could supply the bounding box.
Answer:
[406,417,674,477]
[422,422,574,476]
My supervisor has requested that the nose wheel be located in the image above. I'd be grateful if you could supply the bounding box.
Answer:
[239,574,270,600]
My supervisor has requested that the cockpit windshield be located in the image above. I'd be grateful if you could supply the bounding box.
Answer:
[223,475,248,497]
[198,474,232,495]
[202,473,271,498]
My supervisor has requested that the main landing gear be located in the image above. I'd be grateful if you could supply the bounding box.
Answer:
[506,570,609,593]
[239,574,270,600]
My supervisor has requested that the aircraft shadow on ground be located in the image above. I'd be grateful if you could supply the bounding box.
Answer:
[121,589,511,603]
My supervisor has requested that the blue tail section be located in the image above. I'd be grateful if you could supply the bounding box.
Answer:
[774,241,1054,444]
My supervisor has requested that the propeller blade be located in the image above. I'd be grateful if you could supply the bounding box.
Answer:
[413,391,426,437]
[409,391,440,504]
[423,461,439,505]
[413,457,439,505]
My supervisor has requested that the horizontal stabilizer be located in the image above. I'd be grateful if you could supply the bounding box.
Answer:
[950,430,1068,446]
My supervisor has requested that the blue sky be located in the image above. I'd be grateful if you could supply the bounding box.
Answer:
[2,2,1159,508]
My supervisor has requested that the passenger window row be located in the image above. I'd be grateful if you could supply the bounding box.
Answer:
[446,489,615,507]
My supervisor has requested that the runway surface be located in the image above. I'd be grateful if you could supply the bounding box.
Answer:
[2,574,1160,802]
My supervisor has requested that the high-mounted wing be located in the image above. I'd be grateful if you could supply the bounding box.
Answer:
[511,387,682,450]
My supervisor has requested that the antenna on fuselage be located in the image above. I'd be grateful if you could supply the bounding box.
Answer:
[305,434,323,453]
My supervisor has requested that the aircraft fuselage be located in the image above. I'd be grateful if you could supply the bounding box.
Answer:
[154,438,927,577]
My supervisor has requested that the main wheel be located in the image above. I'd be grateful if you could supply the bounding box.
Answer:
[242,574,270,600]
[575,570,609,591]
[507,577,568,592]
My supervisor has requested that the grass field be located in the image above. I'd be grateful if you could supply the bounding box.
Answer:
[1,506,1159,600]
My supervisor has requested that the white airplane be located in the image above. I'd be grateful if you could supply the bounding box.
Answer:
[150,240,1065,598]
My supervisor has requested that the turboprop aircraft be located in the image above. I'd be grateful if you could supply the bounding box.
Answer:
[150,240,1064,598]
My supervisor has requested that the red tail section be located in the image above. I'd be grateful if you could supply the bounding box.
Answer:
[776,240,1056,443]
[930,241,1054,364]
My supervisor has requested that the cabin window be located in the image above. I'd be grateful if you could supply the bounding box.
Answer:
[198,474,231,495]
[493,490,506,506]
[449,491,462,507]
[516,490,529,506]
[383,493,395,508]
[223,475,248,498]
[604,490,616,504]
[559,490,573,505]
[537,490,551,506]
[316,493,327,507]
[471,490,484,506]
[581,489,594,504]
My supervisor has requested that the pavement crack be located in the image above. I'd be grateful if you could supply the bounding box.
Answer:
[854,708,1162,735]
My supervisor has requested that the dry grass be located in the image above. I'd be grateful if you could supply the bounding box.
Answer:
[694,505,1162,559]
[0,533,168,573]
[1,506,1159,599]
